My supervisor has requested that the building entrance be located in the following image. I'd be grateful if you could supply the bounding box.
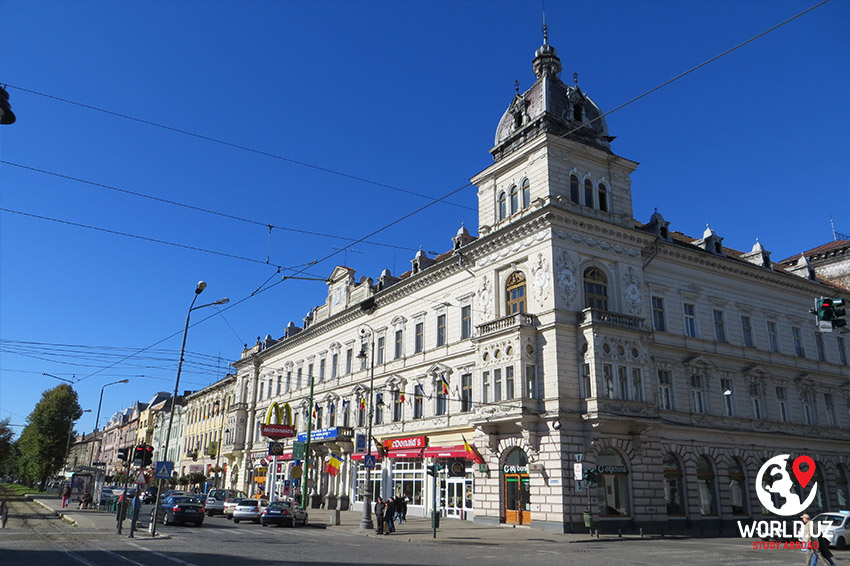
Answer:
[502,448,531,525]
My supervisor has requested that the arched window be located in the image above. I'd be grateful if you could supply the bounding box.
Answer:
[598,183,608,212]
[498,191,507,220]
[570,175,579,204]
[521,179,530,209]
[728,457,748,516]
[664,453,686,517]
[836,464,850,508]
[697,455,718,516]
[583,267,608,310]
[597,448,630,517]
[509,185,518,214]
[584,179,594,208]
[506,272,526,314]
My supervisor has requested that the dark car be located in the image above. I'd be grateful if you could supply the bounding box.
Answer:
[142,488,158,504]
[150,495,205,527]
[260,500,309,527]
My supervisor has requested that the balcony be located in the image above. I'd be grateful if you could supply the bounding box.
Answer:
[475,312,536,339]
[578,308,646,331]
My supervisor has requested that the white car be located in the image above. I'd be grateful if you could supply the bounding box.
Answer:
[814,511,850,549]
[232,498,270,524]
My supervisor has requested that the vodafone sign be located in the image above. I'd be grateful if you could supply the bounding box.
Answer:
[385,436,426,450]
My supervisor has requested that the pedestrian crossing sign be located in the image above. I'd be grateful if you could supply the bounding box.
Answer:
[154,461,174,479]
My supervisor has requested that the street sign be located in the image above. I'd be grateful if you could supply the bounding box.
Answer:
[354,433,366,454]
[363,454,376,469]
[153,461,173,480]
[818,320,833,333]
[290,466,303,479]
[292,441,306,460]
[135,472,146,485]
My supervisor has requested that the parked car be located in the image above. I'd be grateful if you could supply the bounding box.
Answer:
[142,488,158,504]
[224,498,243,519]
[150,495,205,527]
[814,511,850,549]
[260,500,309,527]
[158,489,190,501]
[233,498,270,524]
[205,488,247,517]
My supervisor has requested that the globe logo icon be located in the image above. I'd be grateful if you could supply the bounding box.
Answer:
[755,454,817,516]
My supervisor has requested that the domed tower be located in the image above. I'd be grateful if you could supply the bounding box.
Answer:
[473,26,638,233]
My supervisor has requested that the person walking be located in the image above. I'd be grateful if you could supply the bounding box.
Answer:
[401,493,409,522]
[60,484,71,508]
[384,496,396,534]
[817,535,837,566]
[800,514,818,566]
[374,497,385,535]
[393,493,404,524]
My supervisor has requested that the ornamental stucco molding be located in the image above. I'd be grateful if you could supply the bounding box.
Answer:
[554,249,578,308]
[530,252,551,304]
[553,229,641,258]
[477,228,549,268]
[622,265,643,315]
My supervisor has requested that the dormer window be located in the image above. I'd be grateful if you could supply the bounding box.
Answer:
[570,175,579,204]
[573,104,583,122]
[498,191,507,220]
[598,183,608,212]
[521,179,530,209]
[510,185,519,214]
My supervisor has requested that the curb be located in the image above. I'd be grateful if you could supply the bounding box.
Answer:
[28,496,79,528]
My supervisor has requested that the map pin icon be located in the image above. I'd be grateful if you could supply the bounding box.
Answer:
[792,455,816,488]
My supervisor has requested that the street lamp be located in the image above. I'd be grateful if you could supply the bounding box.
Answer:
[152,281,228,538]
[356,323,376,530]
[89,379,130,467]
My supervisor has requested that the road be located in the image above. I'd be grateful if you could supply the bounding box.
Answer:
[0,497,838,566]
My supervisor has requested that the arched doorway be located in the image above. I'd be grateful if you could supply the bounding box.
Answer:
[502,448,530,525]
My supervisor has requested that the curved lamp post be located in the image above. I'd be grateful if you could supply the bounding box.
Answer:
[356,323,376,530]
[151,281,228,538]
[89,379,130,467]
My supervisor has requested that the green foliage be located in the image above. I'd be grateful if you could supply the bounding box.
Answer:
[187,472,206,486]
[177,474,190,487]
[16,385,82,488]
[0,418,17,477]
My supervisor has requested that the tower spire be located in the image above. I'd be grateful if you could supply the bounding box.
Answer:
[542,10,549,45]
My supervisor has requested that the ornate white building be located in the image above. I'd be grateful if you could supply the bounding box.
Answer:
[225,34,850,534]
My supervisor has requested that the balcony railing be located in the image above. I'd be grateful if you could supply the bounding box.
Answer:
[578,308,645,331]
[475,312,535,338]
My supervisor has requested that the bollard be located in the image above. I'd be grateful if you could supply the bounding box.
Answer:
[329,509,340,526]
[618,529,622,538]
[640,528,644,538]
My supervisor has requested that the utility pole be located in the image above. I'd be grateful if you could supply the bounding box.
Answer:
[301,373,315,510]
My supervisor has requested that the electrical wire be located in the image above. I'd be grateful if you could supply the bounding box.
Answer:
[0,85,476,212]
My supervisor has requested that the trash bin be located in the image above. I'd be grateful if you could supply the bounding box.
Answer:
[431,510,440,529]
[583,511,592,528]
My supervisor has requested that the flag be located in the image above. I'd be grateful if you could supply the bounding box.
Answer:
[329,402,335,414]
[376,393,384,406]
[462,435,484,464]
[399,392,405,404]
[360,397,366,410]
[312,407,317,418]
[342,399,350,411]
[416,383,426,396]
[440,375,449,395]
[326,453,342,476]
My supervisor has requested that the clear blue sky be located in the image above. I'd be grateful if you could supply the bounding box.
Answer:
[1,0,848,439]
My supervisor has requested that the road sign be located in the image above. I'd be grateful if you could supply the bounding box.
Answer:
[292,441,306,460]
[135,472,146,485]
[355,434,366,454]
[363,454,376,469]
[153,461,173,479]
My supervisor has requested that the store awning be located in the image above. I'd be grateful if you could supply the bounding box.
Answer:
[351,452,383,461]
[386,448,425,459]
[422,444,484,463]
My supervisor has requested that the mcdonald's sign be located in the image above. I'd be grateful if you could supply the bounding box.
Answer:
[261,402,295,438]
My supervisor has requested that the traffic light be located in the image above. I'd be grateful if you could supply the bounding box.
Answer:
[117,447,128,461]
[583,468,597,485]
[426,463,444,477]
[133,444,145,465]
[832,299,847,328]
[813,297,847,329]
[143,445,154,467]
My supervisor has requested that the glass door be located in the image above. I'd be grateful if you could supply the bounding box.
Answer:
[445,478,465,519]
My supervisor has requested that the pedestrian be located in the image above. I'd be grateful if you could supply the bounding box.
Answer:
[60,484,71,508]
[384,496,396,534]
[374,497,385,535]
[817,535,836,566]
[401,493,409,522]
[800,514,818,566]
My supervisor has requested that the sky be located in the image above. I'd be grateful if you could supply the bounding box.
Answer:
[1,0,848,440]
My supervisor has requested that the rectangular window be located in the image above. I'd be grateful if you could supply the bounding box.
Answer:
[461,305,472,339]
[259,382,264,400]
[319,359,325,382]
[494,368,502,402]
[345,349,352,375]
[750,383,762,420]
[436,314,446,346]
[414,322,424,353]
[824,394,836,426]
[343,402,350,427]
[721,378,734,417]
[767,321,779,352]
[296,367,302,389]
[776,387,788,423]
[393,390,403,422]
[691,374,706,414]
[525,364,537,399]
[413,389,423,419]
[802,390,815,425]
[505,366,515,399]
[651,296,666,332]
[792,326,806,357]
[839,337,848,366]
[617,366,629,400]
[394,329,403,360]
[276,376,281,396]
[285,371,292,393]
[603,364,614,398]
[329,404,336,427]
[482,371,490,404]
[436,390,446,416]
[357,399,365,427]
[713,310,726,342]
[582,363,592,398]
[815,332,825,361]
[461,373,472,412]
[360,345,367,370]
[375,396,383,424]
[376,336,385,364]
[741,315,754,348]
[684,303,698,338]
[331,353,338,378]
[631,368,643,402]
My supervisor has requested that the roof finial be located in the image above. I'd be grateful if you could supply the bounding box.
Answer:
[515,80,520,95]
[542,10,549,45]
[573,72,579,87]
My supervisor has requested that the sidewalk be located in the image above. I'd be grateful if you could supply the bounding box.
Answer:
[28,494,637,544]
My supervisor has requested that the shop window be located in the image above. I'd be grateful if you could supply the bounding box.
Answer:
[697,456,718,516]
[391,459,425,507]
[597,448,630,517]
[728,457,748,516]
[663,453,686,517]
[583,267,608,310]
[506,272,526,314]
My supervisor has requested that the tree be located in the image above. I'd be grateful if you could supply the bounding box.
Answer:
[0,418,18,478]
[16,385,82,489]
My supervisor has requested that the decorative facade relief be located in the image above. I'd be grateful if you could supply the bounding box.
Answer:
[477,276,493,320]
[478,229,548,267]
[555,250,578,308]
[554,229,640,258]
[530,252,551,304]
[622,266,642,315]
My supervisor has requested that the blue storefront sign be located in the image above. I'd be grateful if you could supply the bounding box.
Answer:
[296,426,353,442]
